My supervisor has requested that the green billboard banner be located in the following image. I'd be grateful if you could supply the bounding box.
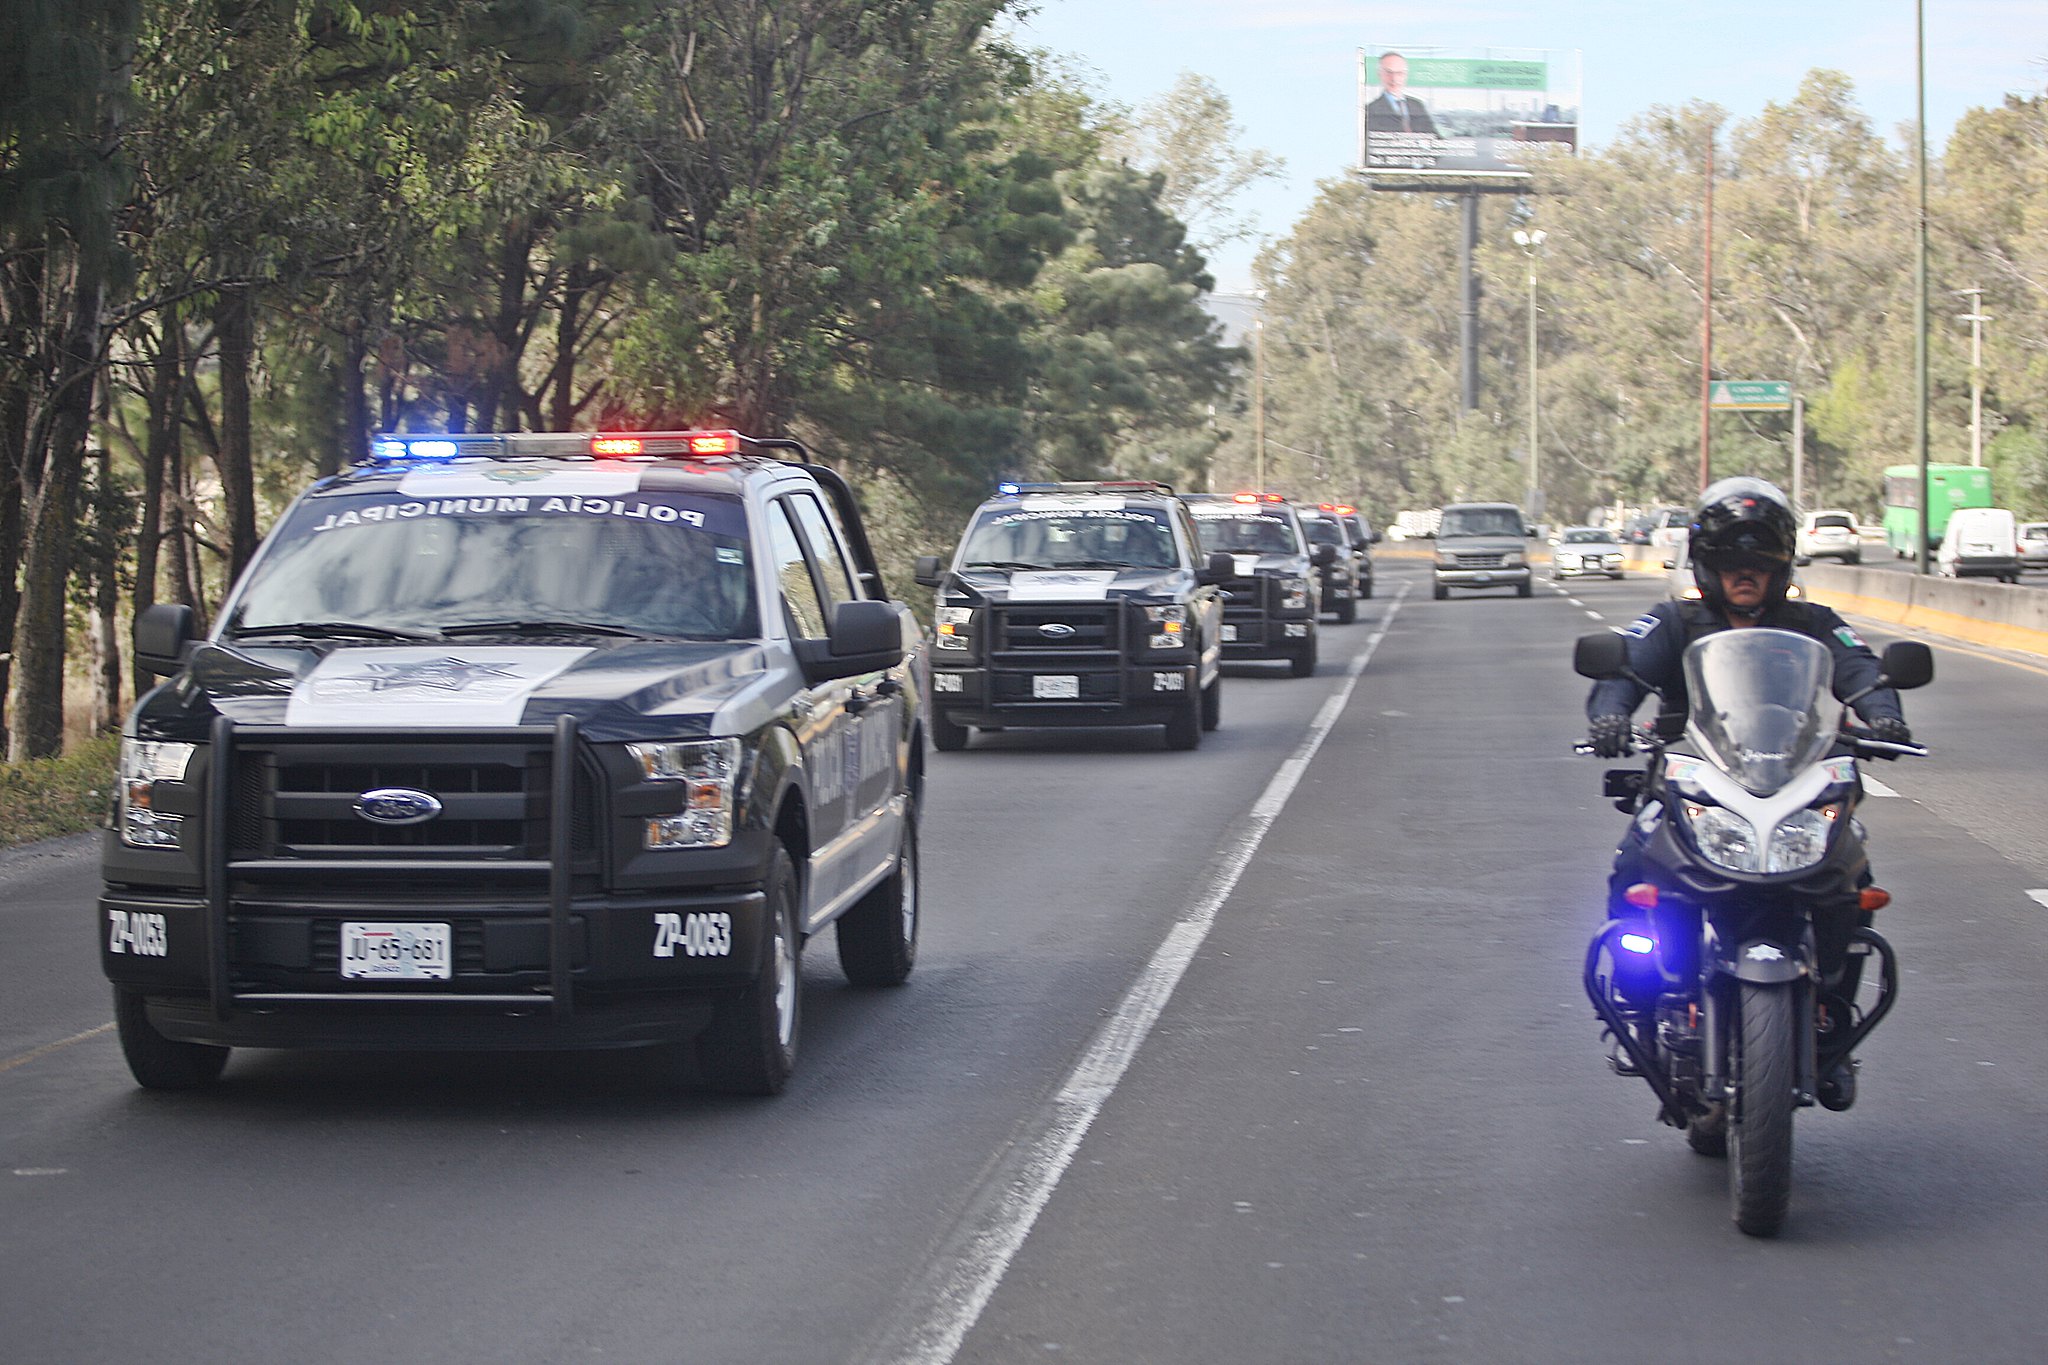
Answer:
[1708,380,1793,411]
[1401,58,1547,91]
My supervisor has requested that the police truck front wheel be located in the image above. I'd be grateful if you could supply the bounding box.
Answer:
[1200,673,1221,731]
[1289,635,1318,678]
[114,987,229,1090]
[1163,683,1201,750]
[931,710,969,752]
[837,816,918,987]
[1335,597,1357,624]
[697,845,802,1095]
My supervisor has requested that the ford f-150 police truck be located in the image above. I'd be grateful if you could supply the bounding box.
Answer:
[1182,492,1329,676]
[912,481,1230,751]
[102,429,925,1095]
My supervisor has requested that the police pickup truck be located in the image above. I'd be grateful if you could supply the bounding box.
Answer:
[102,429,925,1095]
[1182,492,1329,676]
[913,481,1230,751]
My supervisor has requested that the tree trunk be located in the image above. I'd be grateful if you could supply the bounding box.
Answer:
[0,266,30,752]
[548,260,591,432]
[91,444,122,733]
[331,330,368,476]
[131,319,178,697]
[214,284,260,579]
[10,250,103,761]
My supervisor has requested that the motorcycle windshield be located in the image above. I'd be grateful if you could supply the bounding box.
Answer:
[1682,629,1841,795]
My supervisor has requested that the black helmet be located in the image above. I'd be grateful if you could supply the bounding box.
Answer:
[1689,477,1797,615]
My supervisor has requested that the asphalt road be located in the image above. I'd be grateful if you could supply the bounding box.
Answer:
[5,564,2046,1364]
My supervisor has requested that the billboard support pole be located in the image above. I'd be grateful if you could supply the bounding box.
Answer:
[1914,0,1931,574]
[1459,192,1480,412]
[1699,136,1714,493]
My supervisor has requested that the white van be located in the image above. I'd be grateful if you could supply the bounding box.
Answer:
[1936,506,2020,582]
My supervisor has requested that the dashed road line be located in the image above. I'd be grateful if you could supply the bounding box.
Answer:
[0,1023,113,1077]
[857,586,1412,1365]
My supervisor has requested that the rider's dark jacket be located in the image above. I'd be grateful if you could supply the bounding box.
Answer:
[1586,598,1905,737]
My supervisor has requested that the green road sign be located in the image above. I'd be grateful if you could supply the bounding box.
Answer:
[1709,380,1792,411]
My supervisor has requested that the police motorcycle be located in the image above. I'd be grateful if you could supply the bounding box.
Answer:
[1573,627,1932,1236]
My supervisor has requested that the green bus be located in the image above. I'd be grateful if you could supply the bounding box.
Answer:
[1882,463,1994,557]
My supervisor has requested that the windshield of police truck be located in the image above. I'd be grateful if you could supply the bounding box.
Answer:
[1301,517,1345,548]
[958,502,1180,570]
[224,488,758,641]
[1191,509,1301,555]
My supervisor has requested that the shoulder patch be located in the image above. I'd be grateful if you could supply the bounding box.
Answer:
[1622,612,1662,640]
[1833,624,1866,650]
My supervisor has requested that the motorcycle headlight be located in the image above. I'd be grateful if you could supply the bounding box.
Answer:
[1681,803,1762,873]
[119,738,196,850]
[1766,806,1839,873]
[1281,576,1309,610]
[629,738,741,849]
[935,605,974,651]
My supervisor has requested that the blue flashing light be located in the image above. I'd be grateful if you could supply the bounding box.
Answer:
[1619,933,1656,956]
[407,439,460,460]
[998,482,1021,496]
[372,436,463,462]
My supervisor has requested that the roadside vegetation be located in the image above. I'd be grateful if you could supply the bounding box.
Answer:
[0,735,117,849]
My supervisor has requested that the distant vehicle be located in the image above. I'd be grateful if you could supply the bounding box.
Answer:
[1935,506,2021,582]
[1297,504,1360,623]
[1432,502,1533,599]
[1327,505,1377,601]
[1184,492,1327,675]
[1647,506,1690,554]
[1882,463,1993,558]
[1796,510,1862,565]
[2019,521,2048,573]
[1550,526,1626,580]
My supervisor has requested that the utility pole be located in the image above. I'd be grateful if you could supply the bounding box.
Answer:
[1915,0,1931,573]
[1956,286,1990,467]
[1699,136,1715,493]
[1512,228,1546,514]
[1253,314,1266,494]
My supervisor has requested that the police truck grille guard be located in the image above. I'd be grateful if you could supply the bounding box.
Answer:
[985,602,1129,706]
[201,714,587,1016]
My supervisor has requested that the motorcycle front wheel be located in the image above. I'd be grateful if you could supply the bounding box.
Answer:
[1727,981,1797,1236]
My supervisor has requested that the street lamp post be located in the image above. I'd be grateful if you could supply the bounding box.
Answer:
[1956,286,1991,467]
[1511,227,1546,515]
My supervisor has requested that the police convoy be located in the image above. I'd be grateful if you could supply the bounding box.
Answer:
[98,435,1378,1094]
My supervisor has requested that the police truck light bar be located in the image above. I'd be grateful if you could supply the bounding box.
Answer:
[995,479,1175,497]
[367,429,760,464]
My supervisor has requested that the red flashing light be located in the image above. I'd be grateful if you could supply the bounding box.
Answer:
[1262,493,1284,503]
[1318,503,1337,511]
[689,430,743,455]
[591,436,644,456]
[1232,493,1259,504]
[1336,504,1356,514]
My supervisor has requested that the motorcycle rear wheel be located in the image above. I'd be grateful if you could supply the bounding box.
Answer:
[1728,982,1797,1236]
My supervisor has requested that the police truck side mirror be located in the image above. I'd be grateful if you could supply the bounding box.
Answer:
[134,604,196,677]
[1878,640,1934,691]
[913,555,942,588]
[1312,543,1337,567]
[1573,630,1629,681]
[794,600,908,684]
[1198,551,1236,585]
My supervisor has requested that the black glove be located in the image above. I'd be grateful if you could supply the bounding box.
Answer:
[1589,714,1633,758]
[1868,716,1912,745]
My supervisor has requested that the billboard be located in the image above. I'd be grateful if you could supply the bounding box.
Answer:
[1358,47,1582,180]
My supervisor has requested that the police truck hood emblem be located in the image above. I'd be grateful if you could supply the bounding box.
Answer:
[285,646,592,727]
[354,788,443,824]
[1038,622,1077,639]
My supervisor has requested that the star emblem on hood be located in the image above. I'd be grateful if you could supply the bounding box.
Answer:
[342,656,526,692]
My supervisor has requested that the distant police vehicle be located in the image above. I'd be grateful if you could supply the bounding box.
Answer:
[1182,492,1328,676]
[913,481,1228,751]
[1296,503,1360,624]
[1325,504,1377,602]
[103,429,926,1096]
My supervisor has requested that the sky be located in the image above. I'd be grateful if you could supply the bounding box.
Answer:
[1005,0,2048,304]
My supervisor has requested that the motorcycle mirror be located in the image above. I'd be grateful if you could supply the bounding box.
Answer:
[1879,639,1934,690]
[1573,630,1629,680]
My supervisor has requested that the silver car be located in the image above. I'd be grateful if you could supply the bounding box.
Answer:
[1797,510,1862,565]
[2020,521,2048,573]
[1550,526,1626,580]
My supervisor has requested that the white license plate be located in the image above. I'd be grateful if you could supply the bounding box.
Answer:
[1033,674,1080,699]
[1220,625,1238,642]
[341,922,452,980]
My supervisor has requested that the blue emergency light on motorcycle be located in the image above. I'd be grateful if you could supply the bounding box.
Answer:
[1618,932,1656,955]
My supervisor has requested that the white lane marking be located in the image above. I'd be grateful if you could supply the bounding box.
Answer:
[0,1022,114,1076]
[1862,775,1902,798]
[860,586,1413,1365]
[1566,598,1584,607]
[1584,611,1603,620]
[2027,890,2048,910]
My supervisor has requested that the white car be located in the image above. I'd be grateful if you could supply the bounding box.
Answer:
[2018,521,2048,573]
[1797,510,1862,564]
[1549,526,1626,580]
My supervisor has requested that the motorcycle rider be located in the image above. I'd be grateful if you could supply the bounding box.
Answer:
[1585,477,1910,1108]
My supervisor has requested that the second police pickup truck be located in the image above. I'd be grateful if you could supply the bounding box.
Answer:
[101,429,925,1096]
[914,481,1230,751]
[1182,492,1330,677]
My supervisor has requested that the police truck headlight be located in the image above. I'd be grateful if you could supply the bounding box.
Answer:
[1281,577,1309,610]
[935,605,974,651]
[630,738,741,849]
[1144,604,1187,647]
[118,739,196,850]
